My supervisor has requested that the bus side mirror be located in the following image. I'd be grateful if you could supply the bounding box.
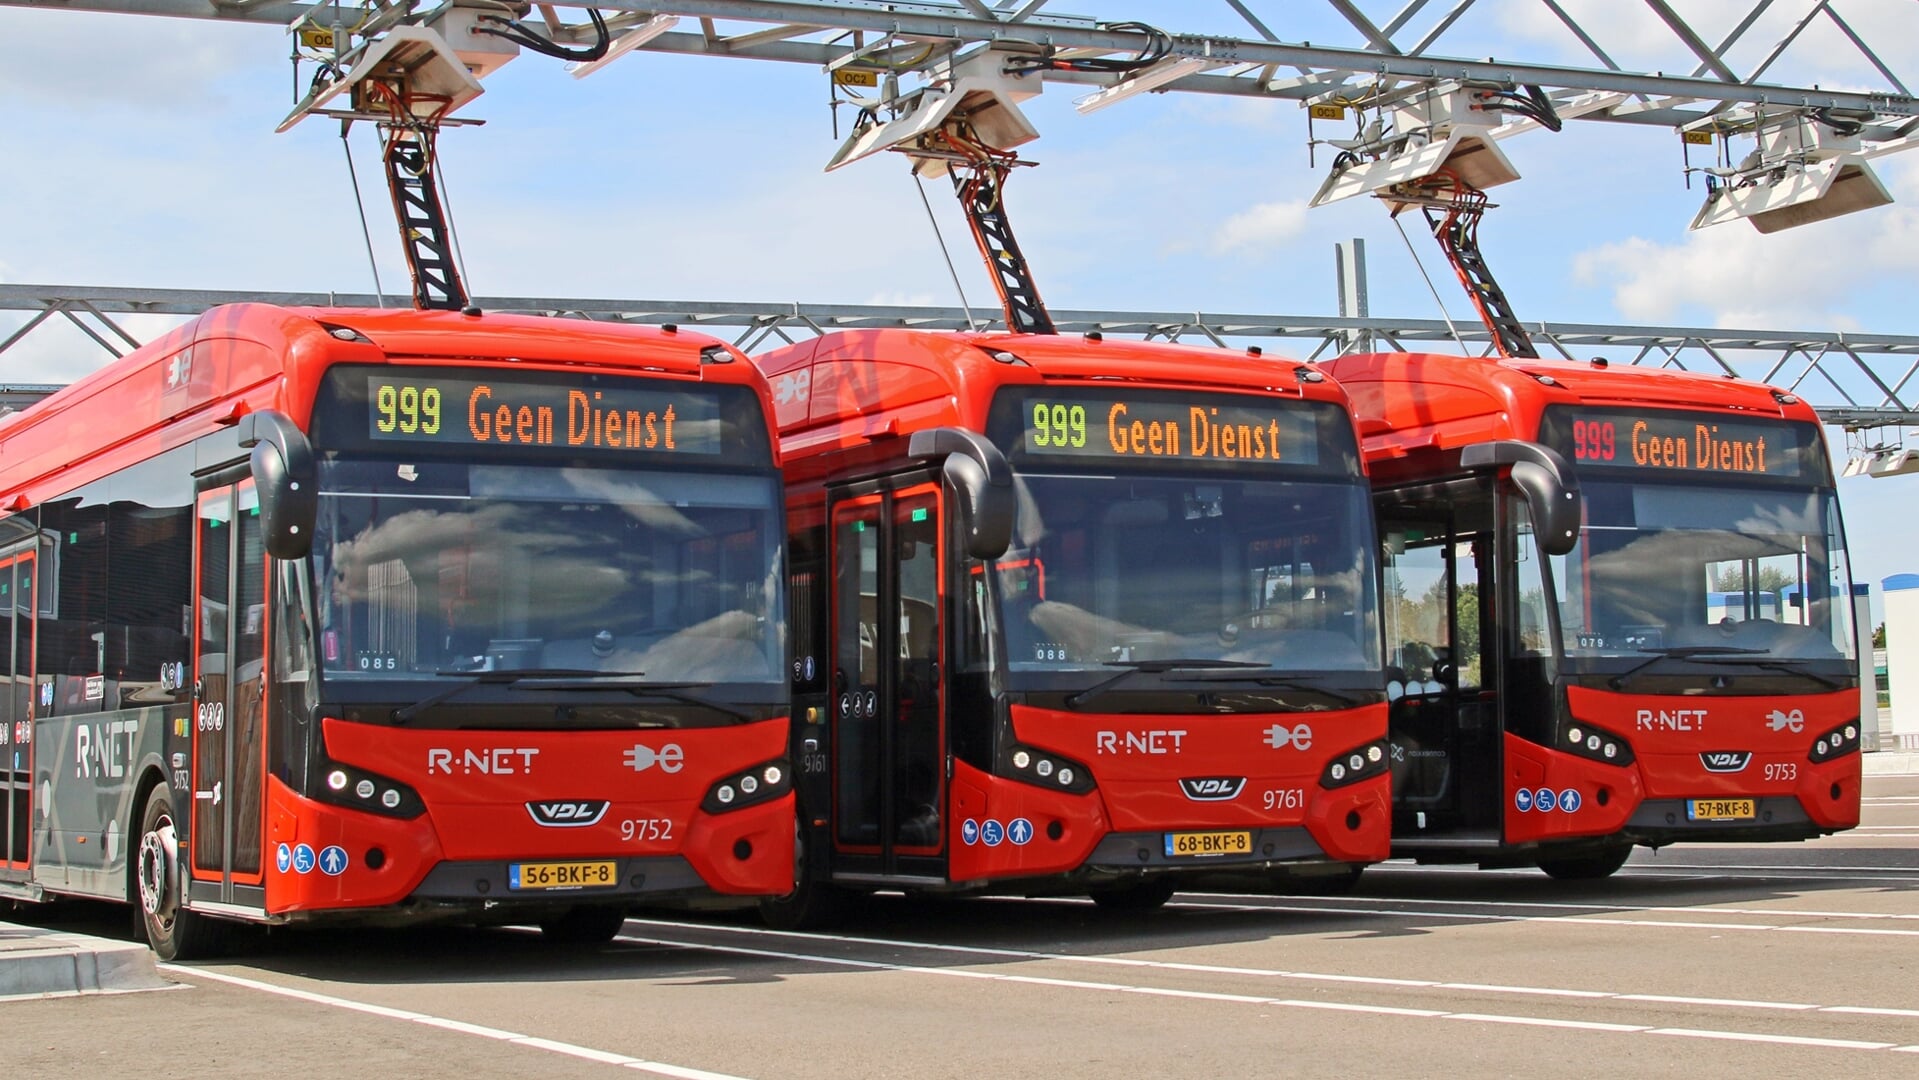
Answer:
[238,409,318,561]
[907,427,1013,561]
[1460,439,1581,556]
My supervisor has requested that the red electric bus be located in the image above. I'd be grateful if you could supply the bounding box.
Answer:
[753,328,1389,924]
[1320,351,1860,877]
[0,304,793,957]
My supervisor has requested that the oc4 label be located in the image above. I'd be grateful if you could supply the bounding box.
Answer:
[1179,777,1246,801]
[526,800,610,827]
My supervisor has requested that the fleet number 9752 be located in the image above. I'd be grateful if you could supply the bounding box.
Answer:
[622,818,674,843]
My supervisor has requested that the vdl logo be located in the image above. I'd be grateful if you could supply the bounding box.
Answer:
[1179,777,1246,801]
[527,800,610,828]
[1700,750,1753,773]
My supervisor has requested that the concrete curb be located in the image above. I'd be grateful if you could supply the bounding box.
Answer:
[0,924,171,998]
[1864,751,1919,776]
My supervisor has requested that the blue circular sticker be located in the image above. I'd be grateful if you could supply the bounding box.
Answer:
[318,845,349,876]
[275,843,293,874]
[982,819,1005,847]
[1515,788,1534,812]
[1008,818,1034,846]
[961,819,980,846]
[1560,788,1583,813]
[291,843,317,875]
[1536,787,1558,813]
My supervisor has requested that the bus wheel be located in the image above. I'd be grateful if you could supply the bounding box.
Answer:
[1537,845,1632,881]
[758,827,848,931]
[136,787,229,961]
[538,906,630,945]
[1090,877,1177,912]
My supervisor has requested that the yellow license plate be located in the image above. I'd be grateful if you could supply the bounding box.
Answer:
[509,860,618,890]
[1164,831,1253,857]
[1687,799,1756,821]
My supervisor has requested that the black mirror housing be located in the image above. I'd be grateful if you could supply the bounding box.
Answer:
[1460,439,1581,556]
[906,427,1014,561]
[237,409,318,560]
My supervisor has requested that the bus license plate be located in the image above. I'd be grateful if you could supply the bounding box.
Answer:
[1164,831,1253,857]
[1687,799,1756,821]
[509,860,618,890]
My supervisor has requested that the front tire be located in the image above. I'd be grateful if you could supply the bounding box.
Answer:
[1090,877,1177,912]
[758,826,849,931]
[1537,845,1633,881]
[136,786,230,961]
[537,905,630,945]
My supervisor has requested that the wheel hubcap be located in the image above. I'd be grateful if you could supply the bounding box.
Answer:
[137,816,177,920]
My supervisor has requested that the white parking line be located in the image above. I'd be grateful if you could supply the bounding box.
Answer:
[1368,862,1919,882]
[623,916,1919,1019]
[616,929,1914,1055]
[159,964,749,1080]
[1170,896,1919,936]
[1205,890,1919,922]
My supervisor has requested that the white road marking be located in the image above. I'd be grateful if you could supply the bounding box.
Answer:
[1369,863,1919,881]
[1168,896,1919,936]
[159,964,750,1080]
[616,929,1919,1056]
[1206,890,1919,923]
[624,916,1919,1019]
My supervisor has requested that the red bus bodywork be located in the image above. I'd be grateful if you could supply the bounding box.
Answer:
[758,329,1389,909]
[0,305,793,950]
[1323,351,1861,873]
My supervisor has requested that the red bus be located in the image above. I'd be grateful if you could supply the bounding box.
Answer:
[1321,351,1860,877]
[0,304,793,957]
[754,329,1389,924]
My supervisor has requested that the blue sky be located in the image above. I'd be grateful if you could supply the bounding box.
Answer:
[2,0,1916,623]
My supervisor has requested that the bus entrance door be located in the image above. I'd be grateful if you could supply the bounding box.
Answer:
[0,550,35,881]
[189,484,268,905]
[828,485,947,881]
[1379,482,1504,844]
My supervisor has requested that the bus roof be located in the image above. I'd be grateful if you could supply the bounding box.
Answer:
[0,303,764,504]
[756,328,1352,462]
[1320,351,1822,466]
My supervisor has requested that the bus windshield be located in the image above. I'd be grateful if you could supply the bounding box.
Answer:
[988,472,1381,689]
[1548,479,1854,666]
[312,459,785,689]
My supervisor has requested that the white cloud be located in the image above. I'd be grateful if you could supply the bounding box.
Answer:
[1211,200,1310,255]
[1572,157,1919,328]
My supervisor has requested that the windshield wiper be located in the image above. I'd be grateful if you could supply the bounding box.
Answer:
[1691,656,1848,690]
[393,668,646,723]
[1064,659,1269,710]
[1607,647,1762,690]
[1188,670,1363,707]
[542,679,759,724]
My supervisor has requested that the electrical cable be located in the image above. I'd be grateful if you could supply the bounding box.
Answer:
[914,173,980,332]
[340,125,389,309]
[1392,214,1469,356]
[475,8,609,61]
[1003,20,1172,75]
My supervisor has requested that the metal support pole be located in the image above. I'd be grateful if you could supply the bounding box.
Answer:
[1335,238,1371,354]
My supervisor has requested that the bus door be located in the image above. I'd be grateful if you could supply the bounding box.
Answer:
[190,483,268,903]
[0,549,35,878]
[828,484,946,878]
[1378,479,1502,840]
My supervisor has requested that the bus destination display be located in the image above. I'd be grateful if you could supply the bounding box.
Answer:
[1013,390,1322,467]
[365,374,721,456]
[1549,407,1814,480]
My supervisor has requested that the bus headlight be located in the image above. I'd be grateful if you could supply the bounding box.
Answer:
[702,759,792,814]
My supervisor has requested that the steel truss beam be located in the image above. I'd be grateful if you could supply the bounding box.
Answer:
[8,1,1916,137]
[2,283,1914,429]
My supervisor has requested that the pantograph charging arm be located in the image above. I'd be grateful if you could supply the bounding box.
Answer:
[951,158,1056,336]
